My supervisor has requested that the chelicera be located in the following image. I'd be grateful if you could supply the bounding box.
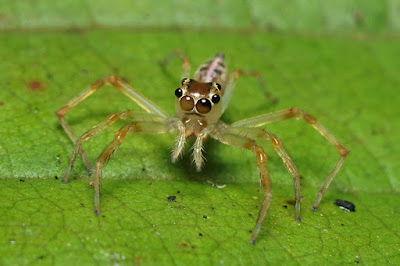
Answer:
[56,50,349,244]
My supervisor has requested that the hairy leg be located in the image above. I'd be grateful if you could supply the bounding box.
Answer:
[62,111,169,183]
[232,108,349,210]
[210,129,272,244]
[56,75,167,172]
[93,121,175,214]
[159,49,191,79]
[222,69,277,114]
[226,126,301,221]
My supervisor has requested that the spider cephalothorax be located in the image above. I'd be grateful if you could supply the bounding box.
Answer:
[57,50,349,244]
[175,78,222,138]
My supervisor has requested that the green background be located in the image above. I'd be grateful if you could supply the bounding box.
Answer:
[0,1,399,265]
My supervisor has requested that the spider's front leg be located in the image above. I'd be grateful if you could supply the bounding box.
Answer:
[211,129,272,244]
[92,118,181,214]
[56,75,167,173]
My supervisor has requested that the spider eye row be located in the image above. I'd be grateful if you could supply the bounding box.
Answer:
[175,88,220,114]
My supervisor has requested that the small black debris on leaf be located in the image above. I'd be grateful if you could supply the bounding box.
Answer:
[199,233,203,237]
[282,205,288,208]
[167,196,176,202]
[19,179,25,182]
[203,215,207,219]
[334,199,356,212]
[177,191,180,194]
[54,175,59,180]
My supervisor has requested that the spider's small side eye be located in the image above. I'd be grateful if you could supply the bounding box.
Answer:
[175,88,183,98]
[196,98,212,114]
[215,83,222,90]
[211,94,220,104]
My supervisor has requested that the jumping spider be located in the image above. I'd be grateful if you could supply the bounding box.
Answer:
[56,51,349,244]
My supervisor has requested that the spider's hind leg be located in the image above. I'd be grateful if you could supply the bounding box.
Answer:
[159,49,191,79]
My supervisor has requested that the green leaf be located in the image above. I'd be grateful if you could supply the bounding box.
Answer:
[1,1,400,265]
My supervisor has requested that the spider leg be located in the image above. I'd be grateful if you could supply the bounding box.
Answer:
[171,122,186,163]
[159,49,191,79]
[93,120,175,214]
[56,76,167,173]
[193,128,210,171]
[232,108,350,210]
[226,126,301,221]
[62,111,167,183]
[210,129,272,244]
[222,69,277,114]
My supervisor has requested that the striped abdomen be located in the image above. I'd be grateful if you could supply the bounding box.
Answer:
[193,53,228,91]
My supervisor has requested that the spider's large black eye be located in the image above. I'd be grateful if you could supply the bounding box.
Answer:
[215,83,222,90]
[196,98,212,114]
[211,94,220,103]
[180,96,194,111]
[175,88,183,98]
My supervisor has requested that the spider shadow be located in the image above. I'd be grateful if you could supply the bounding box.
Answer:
[169,138,234,184]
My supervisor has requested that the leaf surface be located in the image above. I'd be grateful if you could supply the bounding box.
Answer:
[0,1,399,265]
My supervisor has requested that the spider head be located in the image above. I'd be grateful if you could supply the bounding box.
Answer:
[175,78,222,124]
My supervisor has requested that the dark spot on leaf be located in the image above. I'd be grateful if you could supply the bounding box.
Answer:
[148,182,152,185]
[54,176,58,180]
[334,199,356,212]
[354,260,360,264]
[19,179,25,182]
[177,191,180,194]
[37,255,45,260]
[179,242,196,249]
[282,205,288,208]
[199,233,202,237]
[248,213,253,217]
[102,215,106,218]
[210,207,214,211]
[167,196,176,202]
[341,224,345,226]
[80,203,84,207]
[27,81,43,91]
[0,101,4,106]
[203,215,207,219]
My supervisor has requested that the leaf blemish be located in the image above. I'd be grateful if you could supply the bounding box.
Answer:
[27,80,44,91]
